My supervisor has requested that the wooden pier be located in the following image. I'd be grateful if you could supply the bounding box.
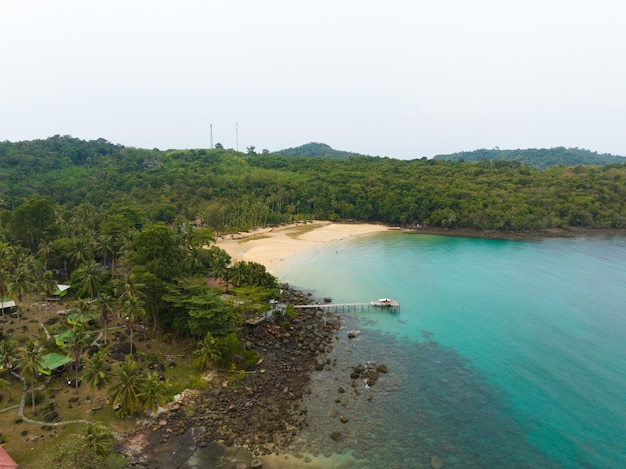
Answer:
[294,300,399,313]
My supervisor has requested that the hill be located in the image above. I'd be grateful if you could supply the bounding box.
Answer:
[1,136,625,232]
[433,147,626,169]
[272,142,362,159]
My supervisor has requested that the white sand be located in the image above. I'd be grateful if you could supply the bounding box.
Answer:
[216,222,391,272]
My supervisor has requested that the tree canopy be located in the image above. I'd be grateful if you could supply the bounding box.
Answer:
[1,136,625,234]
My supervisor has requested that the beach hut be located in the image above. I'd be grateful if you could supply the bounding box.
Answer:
[47,284,70,301]
[37,352,73,376]
[0,298,16,315]
[0,445,19,468]
[54,329,75,347]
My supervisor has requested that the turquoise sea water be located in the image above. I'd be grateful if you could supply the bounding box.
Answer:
[273,233,626,468]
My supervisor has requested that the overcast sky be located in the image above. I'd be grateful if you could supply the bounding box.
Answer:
[2,0,625,159]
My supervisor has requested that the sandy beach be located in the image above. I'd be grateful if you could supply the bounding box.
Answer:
[216,221,391,272]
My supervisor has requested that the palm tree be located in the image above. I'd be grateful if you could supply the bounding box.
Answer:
[64,325,92,393]
[185,246,206,275]
[95,234,115,272]
[71,299,96,328]
[38,270,58,298]
[19,339,43,412]
[0,270,9,317]
[230,261,247,287]
[122,296,145,354]
[193,332,222,370]
[83,423,115,457]
[114,270,145,311]
[73,260,103,300]
[109,357,143,417]
[209,247,232,293]
[0,376,12,401]
[83,350,112,409]
[37,240,54,271]
[95,293,115,344]
[8,265,35,326]
[36,270,58,323]
[70,235,94,268]
[0,339,18,378]
[140,371,167,415]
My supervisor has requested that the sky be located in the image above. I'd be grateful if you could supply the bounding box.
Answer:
[2,0,626,159]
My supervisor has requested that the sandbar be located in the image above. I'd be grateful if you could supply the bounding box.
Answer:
[216,222,391,272]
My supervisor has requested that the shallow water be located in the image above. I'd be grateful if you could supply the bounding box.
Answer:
[273,233,626,468]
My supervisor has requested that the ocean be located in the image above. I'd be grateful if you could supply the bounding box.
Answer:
[269,232,626,468]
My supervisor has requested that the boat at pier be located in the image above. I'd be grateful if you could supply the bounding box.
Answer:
[371,298,399,307]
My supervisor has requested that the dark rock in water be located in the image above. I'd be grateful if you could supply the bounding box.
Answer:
[377,364,388,373]
[330,431,343,441]
[323,297,332,303]
[347,331,357,339]
[339,415,349,423]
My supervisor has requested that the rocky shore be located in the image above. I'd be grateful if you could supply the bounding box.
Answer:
[120,285,341,468]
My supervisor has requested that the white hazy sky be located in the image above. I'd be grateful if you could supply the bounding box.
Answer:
[2,0,625,159]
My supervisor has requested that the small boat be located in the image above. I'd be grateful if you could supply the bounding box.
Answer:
[370,298,399,307]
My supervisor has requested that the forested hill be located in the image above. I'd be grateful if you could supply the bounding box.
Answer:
[433,147,626,169]
[1,136,626,234]
[272,142,362,158]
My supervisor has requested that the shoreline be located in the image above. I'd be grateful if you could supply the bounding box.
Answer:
[217,222,625,269]
[216,221,393,271]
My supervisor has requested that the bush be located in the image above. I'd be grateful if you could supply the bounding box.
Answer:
[285,303,297,318]
[242,349,260,369]
[34,389,45,405]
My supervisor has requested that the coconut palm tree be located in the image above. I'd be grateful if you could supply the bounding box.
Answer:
[37,240,54,272]
[140,371,167,415]
[71,299,96,328]
[95,293,115,344]
[36,270,58,323]
[0,376,12,401]
[95,234,115,272]
[193,332,222,370]
[83,349,112,409]
[8,265,35,326]
[114,270,145,311]
[73,260,103,300]
[0,270,10,317]
[208,247,232,293]
[38,270,58,299]
[64,325,92,393]
[122,296,145,355]
[109,357,143,417]
[19,339,43,412]
[83,423,115,457]
[70,235,94,268]
[0,339,18,378]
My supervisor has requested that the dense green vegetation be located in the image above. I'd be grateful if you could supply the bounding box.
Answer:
[271,142,361,159]
[2,135,625,233]
[433,146,626,169]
